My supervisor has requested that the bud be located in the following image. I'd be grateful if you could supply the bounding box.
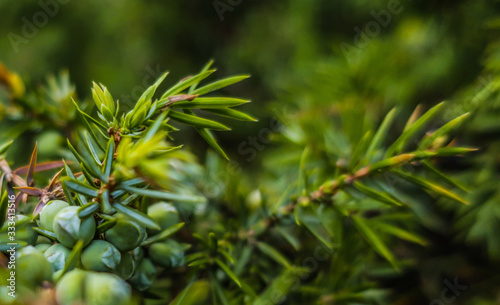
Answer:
[128,259,157,291]
[81,240,121,272]
[104,216,146,252]
[147,202,179,233]
[16,246,53,288]
[53,206,96,248]
[149,239,189,268]
[56,269,132,305]
[39,200,69,231]
[44,244,71,272]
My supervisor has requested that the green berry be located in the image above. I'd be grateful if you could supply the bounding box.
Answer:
[44,244,71,272]
[52,269,64,282]
[16,246,52,288]
[104,216,146,252]
[147,202,179,233]
[40,200,69,231]
[56,269,131,305]
[53,206,96,248]
[34,243,51,253]
[81,240,121,272]
[55,269,86,305]
[131,246,144,262]
[115,252,135,280]
[149,239,188,268]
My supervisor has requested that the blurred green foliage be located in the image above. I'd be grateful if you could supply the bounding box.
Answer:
[1,0,500,304]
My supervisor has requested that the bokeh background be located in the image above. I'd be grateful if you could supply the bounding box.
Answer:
[1,1,498,160]
[1,0,500,303]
